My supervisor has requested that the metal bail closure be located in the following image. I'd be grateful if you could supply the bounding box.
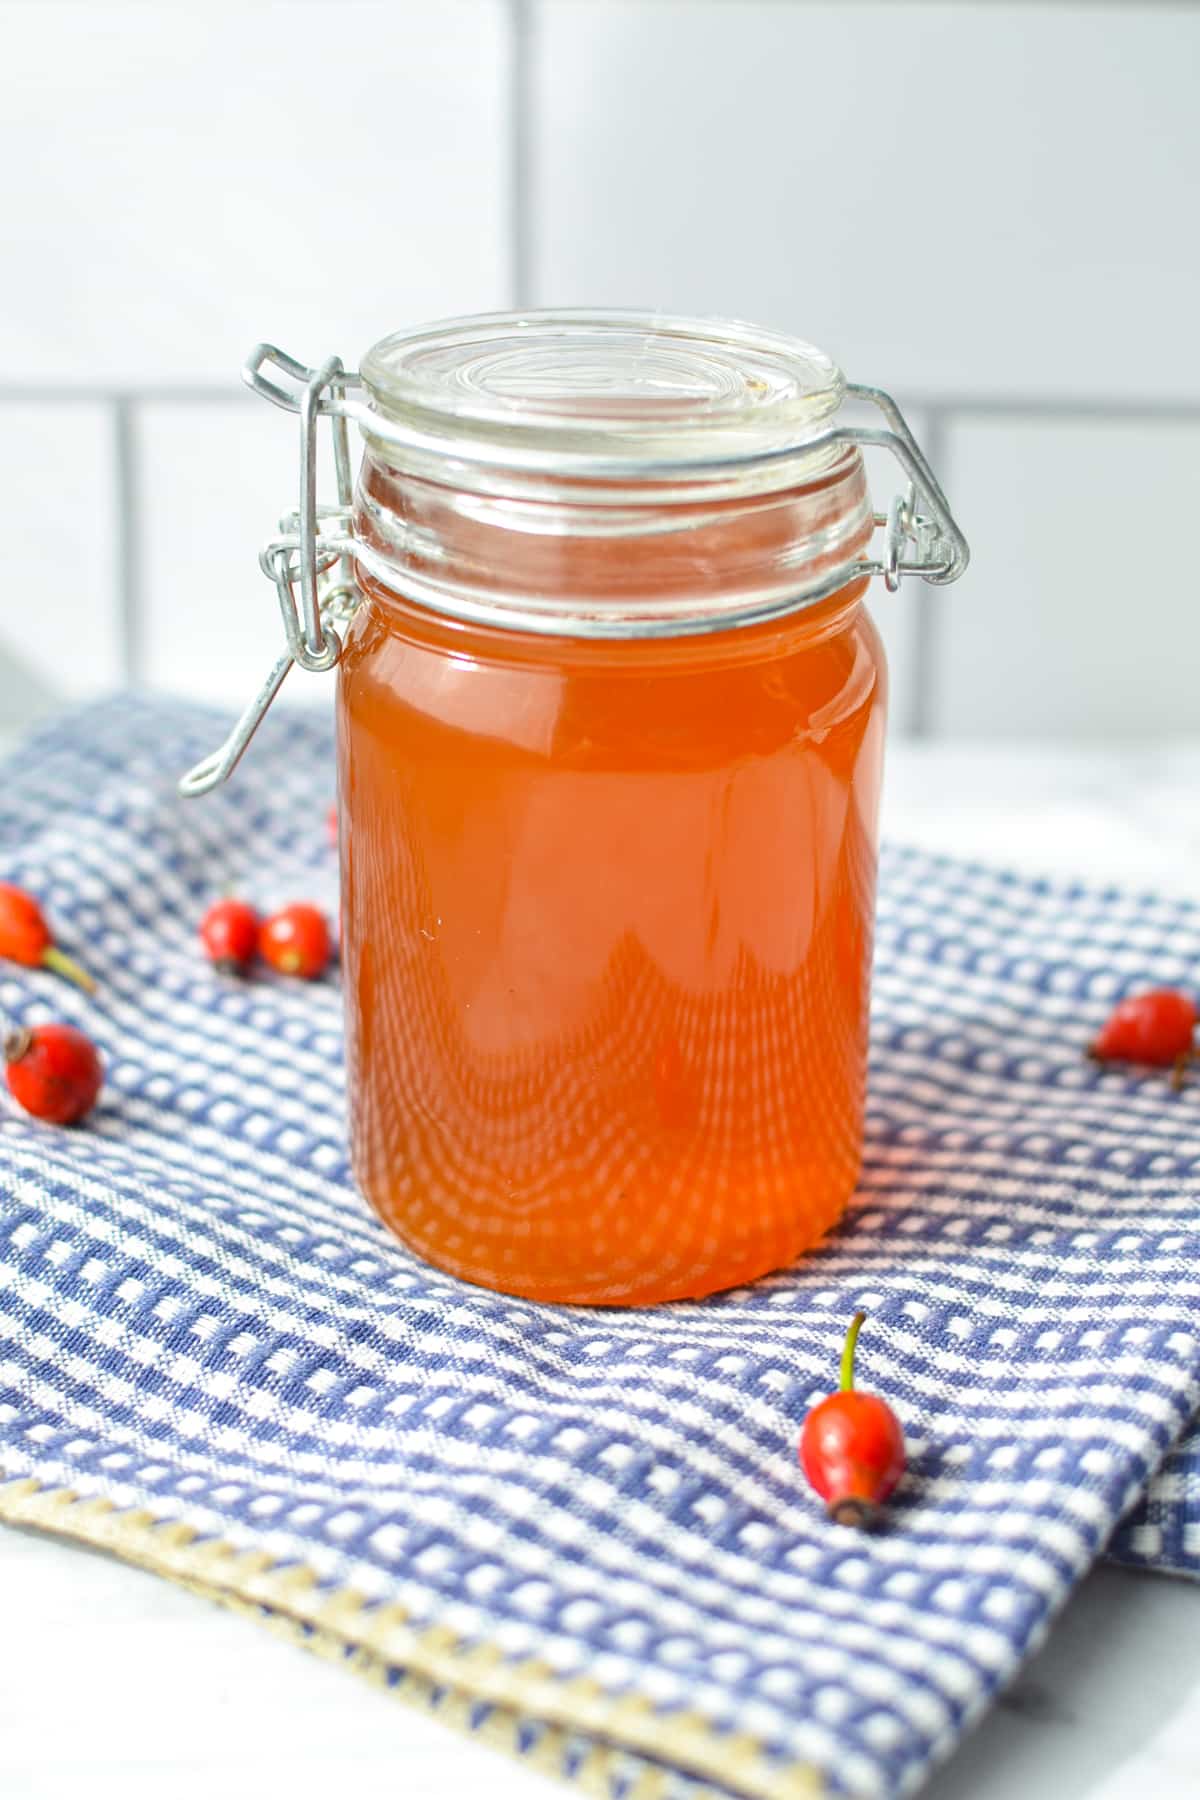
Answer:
[178,348,359,797]
[839,384,968,592]
[179,334,969,797]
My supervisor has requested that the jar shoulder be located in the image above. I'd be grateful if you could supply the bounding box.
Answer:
[340,588,886,767]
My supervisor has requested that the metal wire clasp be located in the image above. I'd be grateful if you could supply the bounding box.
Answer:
[840,385,968,592]
[178,349,361,796]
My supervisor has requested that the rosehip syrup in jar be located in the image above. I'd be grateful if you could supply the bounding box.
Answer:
[337,313,892,1305]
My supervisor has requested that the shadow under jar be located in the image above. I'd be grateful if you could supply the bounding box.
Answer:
[188,311,967,1305]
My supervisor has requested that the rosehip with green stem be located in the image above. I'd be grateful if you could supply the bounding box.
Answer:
[799,1311,906,1528]
[0,884,94,992]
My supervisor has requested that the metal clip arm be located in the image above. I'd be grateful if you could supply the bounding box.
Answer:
[243,343,362,414]
[843,383,969,588]
[177,346,360,797]
[177,652,295,797]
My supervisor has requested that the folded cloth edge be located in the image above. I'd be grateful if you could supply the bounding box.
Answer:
[0,1473,821,1800]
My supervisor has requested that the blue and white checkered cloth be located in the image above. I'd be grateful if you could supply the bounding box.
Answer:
[0,695,1197,1800]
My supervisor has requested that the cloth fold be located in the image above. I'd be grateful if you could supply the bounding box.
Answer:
[0,694,1197,1800]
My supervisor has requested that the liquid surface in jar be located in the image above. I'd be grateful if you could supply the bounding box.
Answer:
[337,561,886,1306]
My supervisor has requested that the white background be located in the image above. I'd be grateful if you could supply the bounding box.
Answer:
[2,0,1198,740]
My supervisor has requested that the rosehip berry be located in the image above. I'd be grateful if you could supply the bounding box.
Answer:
[0,883,94,992]
[799,1311,906,1529]
[199,898,260,973]
[259,904,331,979]
[1089,988,1196,1070]
[4,1023,103,1125]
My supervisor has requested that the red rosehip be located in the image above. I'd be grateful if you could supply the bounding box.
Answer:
[0,883,93,992]
[799,1312,906,1528]
[199,898,260,973]
[259,903,331,979]
[1090,988,1196,1071]
[5,1023,103,1125]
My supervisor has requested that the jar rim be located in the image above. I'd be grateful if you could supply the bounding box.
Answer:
[358,309,847,476]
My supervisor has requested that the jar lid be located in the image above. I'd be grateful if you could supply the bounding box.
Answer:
[358,309,847,476]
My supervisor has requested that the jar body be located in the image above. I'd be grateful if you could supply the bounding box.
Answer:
[337,574,886,1305]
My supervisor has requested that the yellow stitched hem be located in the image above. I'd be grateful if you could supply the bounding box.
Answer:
[0,1476,822,1800]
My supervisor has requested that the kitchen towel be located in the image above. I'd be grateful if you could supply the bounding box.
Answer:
[0,694,1197,1800]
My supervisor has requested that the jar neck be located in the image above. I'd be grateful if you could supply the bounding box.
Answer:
[354,564,872,676]
[352,446,873,640]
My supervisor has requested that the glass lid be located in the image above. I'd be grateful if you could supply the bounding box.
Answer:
[359,309,847,470]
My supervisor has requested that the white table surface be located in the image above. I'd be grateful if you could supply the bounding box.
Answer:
[3,737,1199,1800]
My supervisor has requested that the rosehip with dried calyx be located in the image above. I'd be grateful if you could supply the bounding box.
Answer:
[4,1023,103,1124]
[199,898,260,974]
[259,903,331,979]
[0,884,94,992]
[799,1311,906,1529]
[1088,988,1196,1090]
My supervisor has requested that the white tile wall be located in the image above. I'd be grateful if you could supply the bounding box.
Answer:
[138,400,336,709]
[0,405,120,719]
[0,0,509,721]
[528,0,1200,738]
[0,0,511,384]
[530,1,1200,401]
[2,0,1198,743]
[930,416,1200,739]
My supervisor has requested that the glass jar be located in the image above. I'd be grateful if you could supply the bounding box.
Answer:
[183,311,968,1305]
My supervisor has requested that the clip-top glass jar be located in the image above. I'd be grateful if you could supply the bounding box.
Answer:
[183,311,968,1305]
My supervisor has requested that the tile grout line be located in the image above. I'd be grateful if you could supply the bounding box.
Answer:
[902,394,1200,424]
[908,408,948,741]
[112,398,143,688]
[0,386,251,406]
[3,388,1200,423]
[509,0,534,309]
